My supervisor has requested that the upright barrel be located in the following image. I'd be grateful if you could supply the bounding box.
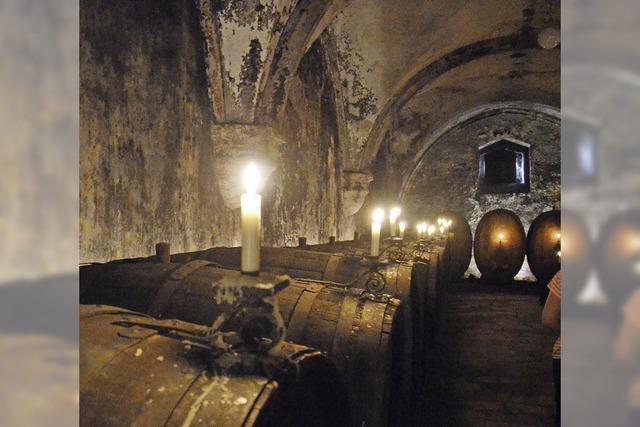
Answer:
[439,211,473,281]
[80,305,352,427]
[474,209,526,284]
[597,209,640,305]
[526,209,561,284]
[80,262,413,427]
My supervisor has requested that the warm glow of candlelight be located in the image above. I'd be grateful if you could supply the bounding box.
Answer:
[498,233,505,243]
[428,225,435,236]
[373,208,384,224]
[389,207,401,237]
[389,207,401,221]
[371,208,384,256]
[399,221,407,239]
[243,162,260,194]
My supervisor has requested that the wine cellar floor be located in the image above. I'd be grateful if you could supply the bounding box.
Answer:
[419,281,556,426]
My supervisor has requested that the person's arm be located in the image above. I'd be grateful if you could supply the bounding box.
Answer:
[542,290,561,333]
[616,290,640,365]
[542,272,561,333]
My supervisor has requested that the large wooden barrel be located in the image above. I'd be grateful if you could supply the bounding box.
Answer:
[562,210,593,302]
[474,209,526,284]
[128,245,430,389]
[80,304,352,427]
[80,262,413,427]
[526,210,561,284]
[170,247,415,299]
[439,212,473,281]
[597,209,640,305]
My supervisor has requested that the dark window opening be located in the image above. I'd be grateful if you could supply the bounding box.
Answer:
[478,139,530,194]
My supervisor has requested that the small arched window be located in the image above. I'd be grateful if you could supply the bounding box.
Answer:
[478,138,530,194]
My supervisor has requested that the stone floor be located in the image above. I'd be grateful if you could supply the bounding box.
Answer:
[419,280,557,426]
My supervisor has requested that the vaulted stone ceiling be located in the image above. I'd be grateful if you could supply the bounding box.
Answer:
[79,0,561,261]
[328,0,559,171]
[201,0,560,175]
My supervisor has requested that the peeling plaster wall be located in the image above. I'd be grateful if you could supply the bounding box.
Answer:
[267,40,344,245]
[213,0,295,122]
[80,1,344,261]
[401,111,560,280]
[80,0,235,262]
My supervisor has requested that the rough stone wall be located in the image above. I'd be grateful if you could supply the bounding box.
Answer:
[80,1,344,262]
[266,40,343,245]
[400,111,560,279]
[80,0,232,262]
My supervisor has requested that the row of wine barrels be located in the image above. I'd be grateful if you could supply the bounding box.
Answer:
[526,209,561,285]
[474,209,527,284]
[114,245,431,390]
[297,238,450,350]
[80,262,413,427]
[80,304,352,427]
[300,238,450,350]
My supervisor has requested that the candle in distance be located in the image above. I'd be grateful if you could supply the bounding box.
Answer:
[389,207,401,237]
[371,208,384,257]
[399,221,407,240]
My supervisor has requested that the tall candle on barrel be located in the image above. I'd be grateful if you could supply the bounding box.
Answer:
[399,221,407,240]
[241,162,261,274]
[371,208,384,257]
[389,207,401,237]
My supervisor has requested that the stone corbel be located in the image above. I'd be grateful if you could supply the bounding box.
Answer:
[341,170,373,217]
[212,124,286,210]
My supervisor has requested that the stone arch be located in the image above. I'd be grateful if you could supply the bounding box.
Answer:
[255,0,350,125]
[398,101,560,203]
[358,33,544,170]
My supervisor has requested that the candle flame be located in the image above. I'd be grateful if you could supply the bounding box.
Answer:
[243,162,261,194]
[428,225,435,235]
[498,233,505,241]
[399,221,407,232]
[373,208,384,224]
[390,207,401,221]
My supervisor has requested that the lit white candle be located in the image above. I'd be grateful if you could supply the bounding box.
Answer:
[398,221,407,240]
[371,208,384,257]
[416,224,423,239]
[428,224,435,237]
[418,222,427,239]
[389,207,401,237]
[241,162,261,274]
